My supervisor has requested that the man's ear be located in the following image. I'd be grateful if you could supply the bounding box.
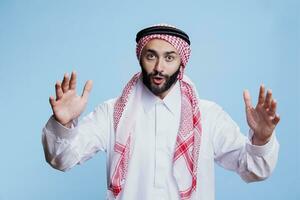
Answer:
[178,65,184,80]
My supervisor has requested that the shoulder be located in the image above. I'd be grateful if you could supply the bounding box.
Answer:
[198,99,224,113]
[198,99,232,120]
[93,98,118,114]
[198,98,237,127]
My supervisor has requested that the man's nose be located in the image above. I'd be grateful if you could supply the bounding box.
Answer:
[154,58,164,72]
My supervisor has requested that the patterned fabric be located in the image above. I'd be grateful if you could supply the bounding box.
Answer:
[173,80,202,199]
[109,24,202,200]
[110,73,141,196]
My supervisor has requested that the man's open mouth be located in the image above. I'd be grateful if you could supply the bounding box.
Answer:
[152,76,165,85]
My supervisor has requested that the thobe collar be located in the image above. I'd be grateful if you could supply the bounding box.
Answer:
[141,79,181,116]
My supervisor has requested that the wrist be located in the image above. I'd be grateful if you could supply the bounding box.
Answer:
[252,134,271,146]
[62,121,73,128]
[53,115,73,128]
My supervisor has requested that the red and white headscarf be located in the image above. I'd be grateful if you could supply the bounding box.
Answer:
[109,24,202,200]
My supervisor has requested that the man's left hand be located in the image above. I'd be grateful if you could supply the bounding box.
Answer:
[243,85,280,146]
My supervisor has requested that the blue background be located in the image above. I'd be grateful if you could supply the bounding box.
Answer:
[0,0,299,199]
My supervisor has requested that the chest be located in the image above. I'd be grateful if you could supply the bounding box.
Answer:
[132,103,180,158]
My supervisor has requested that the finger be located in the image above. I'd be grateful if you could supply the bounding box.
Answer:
[264,89,272,109]
[272,114,280,125]
[268,99,277,116]
[257,84,265,105]
[69,71,77,90]
[61,73,70,93]
[49,96,56,107]
[243,90,252,109]
[81,80,93,101]
[55,81,63,100]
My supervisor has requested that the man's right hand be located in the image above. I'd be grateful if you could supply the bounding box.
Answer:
[49,71,93,128]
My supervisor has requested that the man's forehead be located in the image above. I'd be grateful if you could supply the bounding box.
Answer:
[143,39,179,54]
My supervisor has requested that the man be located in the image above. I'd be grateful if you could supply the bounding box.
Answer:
[42,24,280,200]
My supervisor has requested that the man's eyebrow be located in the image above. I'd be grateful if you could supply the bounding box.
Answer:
[145,49,177,55]
[145,49,157,54]
[165,51,177,55]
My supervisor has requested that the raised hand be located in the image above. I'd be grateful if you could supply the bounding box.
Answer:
[243,85,280,145]
[49,71,93,128]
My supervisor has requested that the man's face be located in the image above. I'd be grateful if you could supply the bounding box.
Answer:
[140,39,181,99]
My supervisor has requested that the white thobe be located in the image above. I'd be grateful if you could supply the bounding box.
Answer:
[42,81,279,200]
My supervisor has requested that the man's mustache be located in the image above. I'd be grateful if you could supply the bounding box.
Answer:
[148,71,169,78]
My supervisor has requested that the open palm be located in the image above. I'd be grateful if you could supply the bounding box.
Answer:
[243,85,280,145]
[49,71,93,127]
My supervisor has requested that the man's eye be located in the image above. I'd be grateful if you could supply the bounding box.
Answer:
[166,56,174,62]
[146,54,155,60]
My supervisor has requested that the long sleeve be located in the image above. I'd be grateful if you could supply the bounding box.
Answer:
[209,102,279,182]
[42,102,112,172]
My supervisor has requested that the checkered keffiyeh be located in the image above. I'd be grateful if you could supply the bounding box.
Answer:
[109,25,202,200]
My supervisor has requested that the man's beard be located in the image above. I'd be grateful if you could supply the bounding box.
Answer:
[141,67,180,96]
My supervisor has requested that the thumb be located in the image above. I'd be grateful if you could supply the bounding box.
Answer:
[82,80,93,101]
[243,89,252,109]
[49,96,56,108]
